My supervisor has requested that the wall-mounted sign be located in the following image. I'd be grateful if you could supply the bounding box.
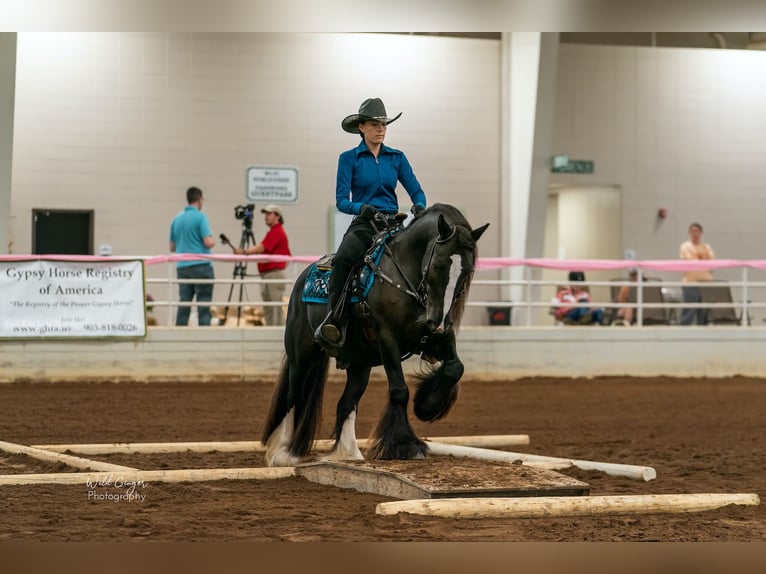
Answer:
[246,166,299,203]
[551,156,594,174]
[552,154,569,169]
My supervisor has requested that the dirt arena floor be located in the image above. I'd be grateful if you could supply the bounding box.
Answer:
[0,376,764,541]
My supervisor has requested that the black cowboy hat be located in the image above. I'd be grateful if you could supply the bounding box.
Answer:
[341,97,402,134]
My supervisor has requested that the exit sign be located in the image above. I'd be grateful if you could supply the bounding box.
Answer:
[551,156,594,174]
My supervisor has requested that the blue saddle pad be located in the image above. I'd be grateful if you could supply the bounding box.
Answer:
[301,234,391,305]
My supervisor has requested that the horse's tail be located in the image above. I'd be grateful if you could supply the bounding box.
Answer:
[413,359,464,422]
[262,356,292,444]
[289,351,329,457]
[261,351,329,458]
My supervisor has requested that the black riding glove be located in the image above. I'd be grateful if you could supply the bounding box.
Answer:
[411,204,426,218]
[360,204,380,220]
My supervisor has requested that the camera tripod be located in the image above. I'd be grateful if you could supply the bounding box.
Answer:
[220,223,256,326]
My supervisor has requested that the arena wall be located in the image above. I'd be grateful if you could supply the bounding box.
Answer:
[10,33,502,326]
[3,326,766,383]
[552,44,766,266]
[11,36,766,328]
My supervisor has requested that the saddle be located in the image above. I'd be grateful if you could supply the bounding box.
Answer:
[301,217,407,306]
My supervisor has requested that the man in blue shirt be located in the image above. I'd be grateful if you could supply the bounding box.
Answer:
[169,186,216,326]
[315,98,427,350]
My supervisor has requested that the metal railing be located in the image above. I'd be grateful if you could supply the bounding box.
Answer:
[468,280,754,327]
[467,267,762,327]
[145,256,766,328]
[147,268,293,326]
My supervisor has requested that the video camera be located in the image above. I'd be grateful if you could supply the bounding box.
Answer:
[234,203,255,227]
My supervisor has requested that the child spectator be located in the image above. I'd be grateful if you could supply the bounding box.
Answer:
[553,271,604,325]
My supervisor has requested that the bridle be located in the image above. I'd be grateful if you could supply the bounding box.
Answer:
[363,215,473,361]
[365,216,469,313]
[415,224,456,296]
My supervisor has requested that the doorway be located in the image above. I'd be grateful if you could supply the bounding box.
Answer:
[540,185,623,322]
[33,209,94,255]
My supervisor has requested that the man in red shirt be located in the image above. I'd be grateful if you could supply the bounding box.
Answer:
[234,205,291,326]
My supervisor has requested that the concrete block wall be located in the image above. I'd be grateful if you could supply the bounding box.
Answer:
[10,33,502,325]
[551,44,766,280]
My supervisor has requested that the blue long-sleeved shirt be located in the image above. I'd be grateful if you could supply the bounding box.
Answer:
[335,139,427,216]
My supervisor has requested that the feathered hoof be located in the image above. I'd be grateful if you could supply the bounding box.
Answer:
[322,448,365,462]
[367,438,429,461]
[414,381,460,422]
[265,448,300,468]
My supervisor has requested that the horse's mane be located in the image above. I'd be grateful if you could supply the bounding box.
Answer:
[406,203,478,332]
[415,203,472,230]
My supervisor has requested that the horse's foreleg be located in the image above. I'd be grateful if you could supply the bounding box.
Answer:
[367,334,428,460]
[436,327,464,383]
[413,329,464,422]
[325,365,371,461]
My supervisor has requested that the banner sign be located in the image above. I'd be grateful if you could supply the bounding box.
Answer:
[0,259,146,339]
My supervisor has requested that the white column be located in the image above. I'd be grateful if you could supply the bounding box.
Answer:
[500,32,559,325]
[0,33,16,254]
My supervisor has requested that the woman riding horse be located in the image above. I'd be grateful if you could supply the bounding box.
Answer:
[314,97,427,351]
[261,99,489,466]
[264,203,488,465]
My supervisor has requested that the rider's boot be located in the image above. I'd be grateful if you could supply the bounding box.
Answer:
[314,266,350,352]
[315,308,346,350]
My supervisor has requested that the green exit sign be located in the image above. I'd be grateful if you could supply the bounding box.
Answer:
[551,156,594,174]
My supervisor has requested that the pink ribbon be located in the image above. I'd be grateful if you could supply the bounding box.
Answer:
[1,254,761,272]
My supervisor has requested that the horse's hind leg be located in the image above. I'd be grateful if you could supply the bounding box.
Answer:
[324,365,371,461]
[265,272,331,467]
[264,410,298,467]
[263,346,324,466]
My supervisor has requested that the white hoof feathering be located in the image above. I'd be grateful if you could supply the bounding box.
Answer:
[324,411,364,461]
[264,409,299,467]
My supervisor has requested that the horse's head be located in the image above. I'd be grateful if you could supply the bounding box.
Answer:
[419,210,489,333]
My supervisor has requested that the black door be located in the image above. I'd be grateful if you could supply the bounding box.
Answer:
[33,209,94,255]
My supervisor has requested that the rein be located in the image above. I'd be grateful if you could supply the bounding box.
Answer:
[364,219,426,307]
[362,214,469,361]
[364,216,460,309]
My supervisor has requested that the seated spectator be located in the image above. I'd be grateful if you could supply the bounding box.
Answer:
[614,268,639,326]
[553,271,604,325]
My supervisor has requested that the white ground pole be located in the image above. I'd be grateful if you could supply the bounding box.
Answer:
[0,467,295,486]
[32,435,531,455]
[424,442,656,481]
[376,493,761,519]
[0,439,136,472]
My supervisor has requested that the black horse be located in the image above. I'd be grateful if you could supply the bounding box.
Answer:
[262,204,489,466]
